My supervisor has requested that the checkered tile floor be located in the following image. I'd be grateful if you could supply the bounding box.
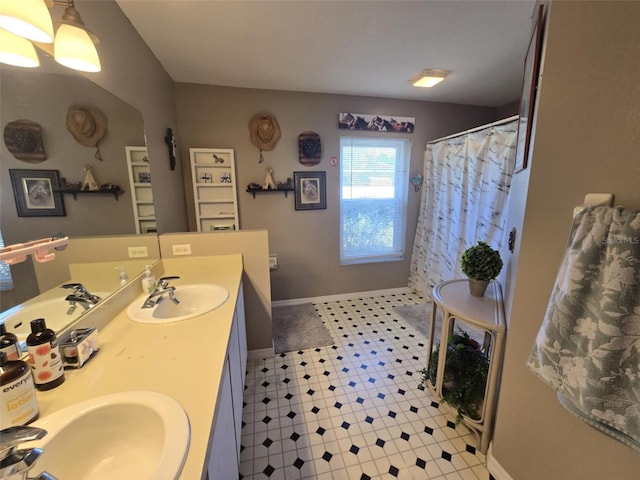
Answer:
[240,292,490,479]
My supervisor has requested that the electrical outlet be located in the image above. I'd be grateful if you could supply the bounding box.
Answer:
[128,246,149,258]
[172,244,192,256]
[269,253,278,270]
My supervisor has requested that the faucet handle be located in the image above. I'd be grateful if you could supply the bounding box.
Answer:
[157,276,180,288]
[61,283,83,290]
[158,276,180,282]
[0,426,47,460]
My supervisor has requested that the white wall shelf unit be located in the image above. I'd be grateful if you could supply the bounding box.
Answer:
[189,148,239,232]
[125,146,156,234]
[426,279,506,454]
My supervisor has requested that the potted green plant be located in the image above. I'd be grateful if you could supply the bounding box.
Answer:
[460,241,503,297]
[419,330,489,424]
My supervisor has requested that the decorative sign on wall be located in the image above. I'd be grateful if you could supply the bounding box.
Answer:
[338,113,415,133]
[298,131,321,166]
[3,119,47,163]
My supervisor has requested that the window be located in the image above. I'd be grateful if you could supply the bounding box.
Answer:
[0,230,13,291]
[340,137,411,265]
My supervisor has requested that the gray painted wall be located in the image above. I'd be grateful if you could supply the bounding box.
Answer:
[174,84,500,300]
[493,2,640,478]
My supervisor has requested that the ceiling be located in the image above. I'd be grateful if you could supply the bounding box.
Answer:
[115,0,538,107]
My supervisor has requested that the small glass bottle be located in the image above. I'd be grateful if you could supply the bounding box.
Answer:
[0,322,20,361]
[0,351,39,429]
[26,318,65,391]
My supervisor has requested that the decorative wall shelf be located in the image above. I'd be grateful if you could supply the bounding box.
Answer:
[246,187,294,199]
[190,148,239,232]
[126,146,156,234]
[56,188,124,201]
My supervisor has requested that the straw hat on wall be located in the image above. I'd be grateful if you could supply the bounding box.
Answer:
[249,114,281,151]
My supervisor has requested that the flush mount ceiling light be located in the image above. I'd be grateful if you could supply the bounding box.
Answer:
[0,0,101,72]
[410,69,450,88]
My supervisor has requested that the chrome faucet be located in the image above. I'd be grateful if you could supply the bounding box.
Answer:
[61,283,101,314]
[0,425,57,480]
[141,276,181,309]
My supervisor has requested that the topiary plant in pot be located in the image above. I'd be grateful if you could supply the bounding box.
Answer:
[460,241,503,297]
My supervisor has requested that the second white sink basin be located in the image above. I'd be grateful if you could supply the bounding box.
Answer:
[29,390,190,480]
[127,284,229,324]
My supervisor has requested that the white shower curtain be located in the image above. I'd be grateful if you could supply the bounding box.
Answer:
[408,120,517,297]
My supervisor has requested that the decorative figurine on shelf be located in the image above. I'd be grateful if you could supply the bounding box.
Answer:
[277,177,293,190]
[220,173,232,183]
[81,165,100,191]
[262,167,277,190]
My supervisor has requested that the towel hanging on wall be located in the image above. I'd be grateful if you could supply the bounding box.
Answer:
[527,205,640,452]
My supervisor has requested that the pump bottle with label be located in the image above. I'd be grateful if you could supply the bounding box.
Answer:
[26,318,65,391]
[0,351,39,429]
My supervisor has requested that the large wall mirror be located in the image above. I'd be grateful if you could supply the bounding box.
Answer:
[0,56,157,331]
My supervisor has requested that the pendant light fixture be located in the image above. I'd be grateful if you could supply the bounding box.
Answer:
[53,2,101,72]
[0,27,41,67]
[0,0,101,72]
[0,0,54,43]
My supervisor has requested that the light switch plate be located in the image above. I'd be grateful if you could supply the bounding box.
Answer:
[128,246,149,258]
[172,244,192,256]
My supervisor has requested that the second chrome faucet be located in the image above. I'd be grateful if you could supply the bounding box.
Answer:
[141,276,181,309]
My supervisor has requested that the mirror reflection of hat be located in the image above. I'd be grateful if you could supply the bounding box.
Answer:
[66,105,108,147]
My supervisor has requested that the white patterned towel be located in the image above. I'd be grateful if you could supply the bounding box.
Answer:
[527,206,640,452]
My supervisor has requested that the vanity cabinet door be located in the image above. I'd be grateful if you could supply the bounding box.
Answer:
[207,358,238,479]
[207,287,247,477]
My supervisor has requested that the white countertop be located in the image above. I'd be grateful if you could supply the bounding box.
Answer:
[32,254,244,480]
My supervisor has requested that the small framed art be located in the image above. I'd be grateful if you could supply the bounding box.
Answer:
[294,171,326,211]
[9,169,66,217]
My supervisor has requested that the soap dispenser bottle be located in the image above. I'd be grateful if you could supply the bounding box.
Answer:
[26,318,65,391]
[141,265,156,294]
[0,351,39,429]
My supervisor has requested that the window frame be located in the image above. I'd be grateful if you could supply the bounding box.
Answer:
[339,136,411,265]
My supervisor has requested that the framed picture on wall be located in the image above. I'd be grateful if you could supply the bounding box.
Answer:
[514,4,544,174]
[9,169,66,217]
[294,171,326,210]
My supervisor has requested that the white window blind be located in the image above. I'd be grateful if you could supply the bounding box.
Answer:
[0,230,14,291]
[340,136,411,265]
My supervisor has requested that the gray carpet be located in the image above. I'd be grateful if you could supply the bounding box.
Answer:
[392,303,432,338]
[272,303,334,353]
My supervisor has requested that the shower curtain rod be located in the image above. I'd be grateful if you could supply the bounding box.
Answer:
[426,115,518,145]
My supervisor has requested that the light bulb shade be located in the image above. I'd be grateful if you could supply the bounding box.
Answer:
[54,23,101,72]
[0,27,40,67]
[0,0,54,43]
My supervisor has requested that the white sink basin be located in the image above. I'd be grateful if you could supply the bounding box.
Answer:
[0,293,109,342]
[29,391,190,480]
[127,284,229,324]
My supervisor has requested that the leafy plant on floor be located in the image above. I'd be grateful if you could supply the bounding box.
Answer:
[419,330,489,424]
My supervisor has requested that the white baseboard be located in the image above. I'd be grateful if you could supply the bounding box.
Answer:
[272,287,413,307]
[248,347,274,361]
[487,443,514,480]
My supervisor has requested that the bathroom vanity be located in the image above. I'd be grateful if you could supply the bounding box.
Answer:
[25,254,247,479]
